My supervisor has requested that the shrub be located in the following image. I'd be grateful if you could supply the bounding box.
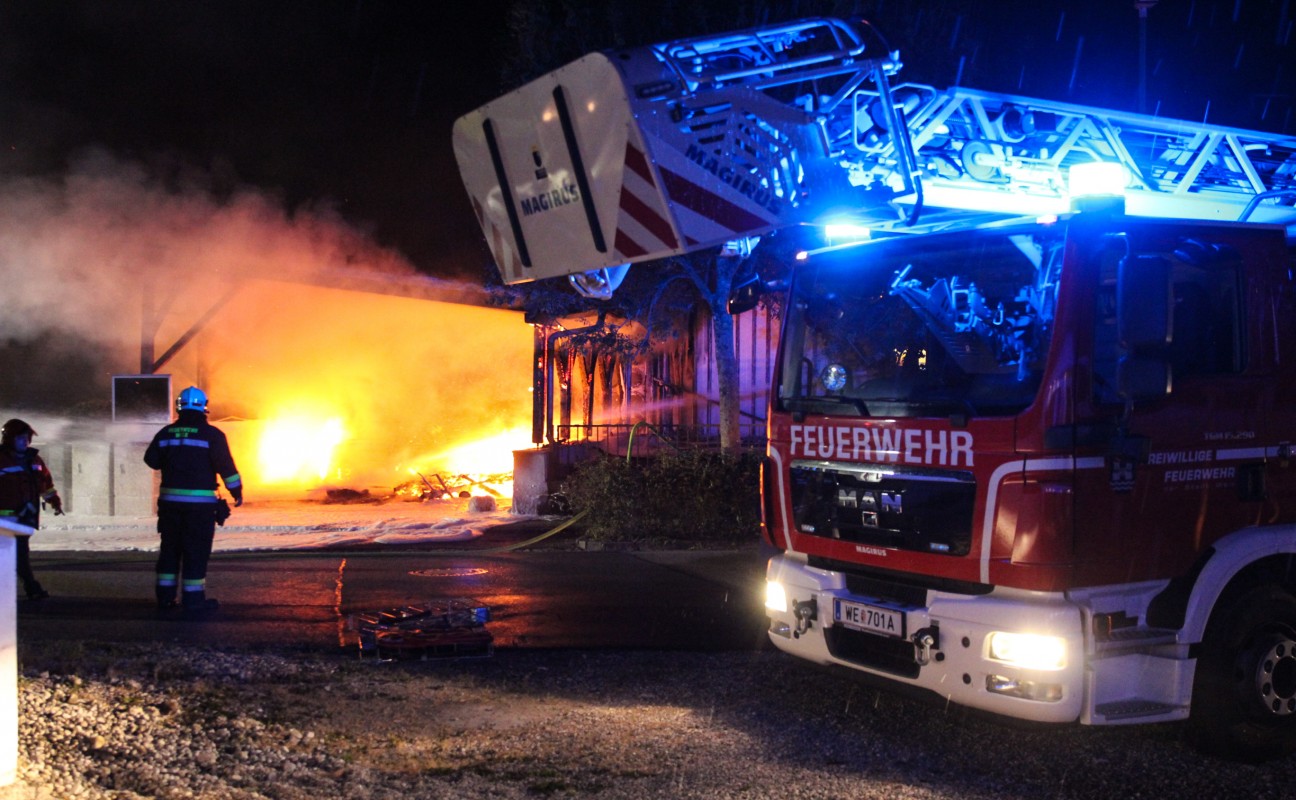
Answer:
[562,448,762,543]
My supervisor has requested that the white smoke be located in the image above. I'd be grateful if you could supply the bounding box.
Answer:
[0,149,414,351]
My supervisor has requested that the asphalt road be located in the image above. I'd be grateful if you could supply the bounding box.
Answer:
[18,545,771,655]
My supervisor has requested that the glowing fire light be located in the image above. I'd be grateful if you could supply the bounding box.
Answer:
[395,425,534,500]
[436,426,533,475]
[258,416,348,485]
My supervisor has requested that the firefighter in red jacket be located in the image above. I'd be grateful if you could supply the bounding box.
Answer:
[0,418,63,600]
[144,387,242,616]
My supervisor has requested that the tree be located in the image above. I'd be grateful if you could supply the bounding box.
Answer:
[663,250,747,451]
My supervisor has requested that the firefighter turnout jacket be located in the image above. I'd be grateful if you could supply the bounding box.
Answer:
[0,446,60,526]
[144,410,243,507]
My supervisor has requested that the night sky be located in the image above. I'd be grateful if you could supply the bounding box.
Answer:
[0,0,513,281]
[1,0,1292,283]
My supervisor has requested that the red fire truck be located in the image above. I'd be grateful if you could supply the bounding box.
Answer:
[454,18,1296,759]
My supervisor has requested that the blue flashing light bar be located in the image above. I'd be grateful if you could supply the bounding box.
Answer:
[824,222,873,243]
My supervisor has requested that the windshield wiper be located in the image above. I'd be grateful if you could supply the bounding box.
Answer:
[856,396,977,420]
[786,396,870,417]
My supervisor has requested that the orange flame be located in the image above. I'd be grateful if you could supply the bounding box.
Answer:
[432,425,533,475]
[257,415,348,485]
[186,287,533,498]
[395,425,534,499]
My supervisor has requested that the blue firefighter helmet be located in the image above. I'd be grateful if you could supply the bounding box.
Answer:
[176,386,208,414]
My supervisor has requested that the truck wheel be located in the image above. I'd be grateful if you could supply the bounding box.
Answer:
[1188,584,1296,762]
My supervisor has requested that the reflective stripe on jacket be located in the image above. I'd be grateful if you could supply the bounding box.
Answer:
[144,411,241,506]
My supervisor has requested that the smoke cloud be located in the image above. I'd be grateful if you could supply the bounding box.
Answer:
[0,151,532,497]
[0,150,410,347]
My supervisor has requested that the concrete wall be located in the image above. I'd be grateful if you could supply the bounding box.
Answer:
[512,448,550,516]
[41,439,157,518]
[512,444,601,515]
[111,442,156,516]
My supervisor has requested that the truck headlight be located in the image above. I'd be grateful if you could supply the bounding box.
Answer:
[765,581,788,613]
[987,631,1067,671]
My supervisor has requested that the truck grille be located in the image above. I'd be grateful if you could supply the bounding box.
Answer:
[824,626,920,678]
[790,460,975,556]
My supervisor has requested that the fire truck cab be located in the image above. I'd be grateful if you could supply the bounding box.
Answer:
[762,206,1296,759]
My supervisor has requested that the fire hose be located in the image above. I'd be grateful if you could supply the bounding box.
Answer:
[463,508,589,554]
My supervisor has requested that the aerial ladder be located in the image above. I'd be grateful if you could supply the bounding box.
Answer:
[453,17,1296,296]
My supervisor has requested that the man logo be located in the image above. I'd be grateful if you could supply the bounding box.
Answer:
[880,492,903,514]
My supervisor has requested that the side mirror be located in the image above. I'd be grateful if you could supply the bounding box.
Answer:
[1116,254,1172,401]
[727,273,764,315]
[1117,255,1172,352]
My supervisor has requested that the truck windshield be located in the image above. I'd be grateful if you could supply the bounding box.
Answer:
[780,226,1065,419]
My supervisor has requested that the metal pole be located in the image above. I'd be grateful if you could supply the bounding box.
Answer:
[532,325,545,445]
[140,286,156,374]
[1135,1,1159,114]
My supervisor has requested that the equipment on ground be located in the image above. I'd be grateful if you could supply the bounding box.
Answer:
[352,598,493,660]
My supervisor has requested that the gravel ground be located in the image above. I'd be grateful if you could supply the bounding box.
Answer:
[5,639,1295,799]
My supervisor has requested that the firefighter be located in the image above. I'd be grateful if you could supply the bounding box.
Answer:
[144,386,242,616]
[0,418,63,600]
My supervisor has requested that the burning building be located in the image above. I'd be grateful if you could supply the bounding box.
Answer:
[4,273,534,517]
[0,153,771,518]
[149,274,534,501]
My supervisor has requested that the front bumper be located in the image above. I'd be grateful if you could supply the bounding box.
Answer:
[765,554,1087,724]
